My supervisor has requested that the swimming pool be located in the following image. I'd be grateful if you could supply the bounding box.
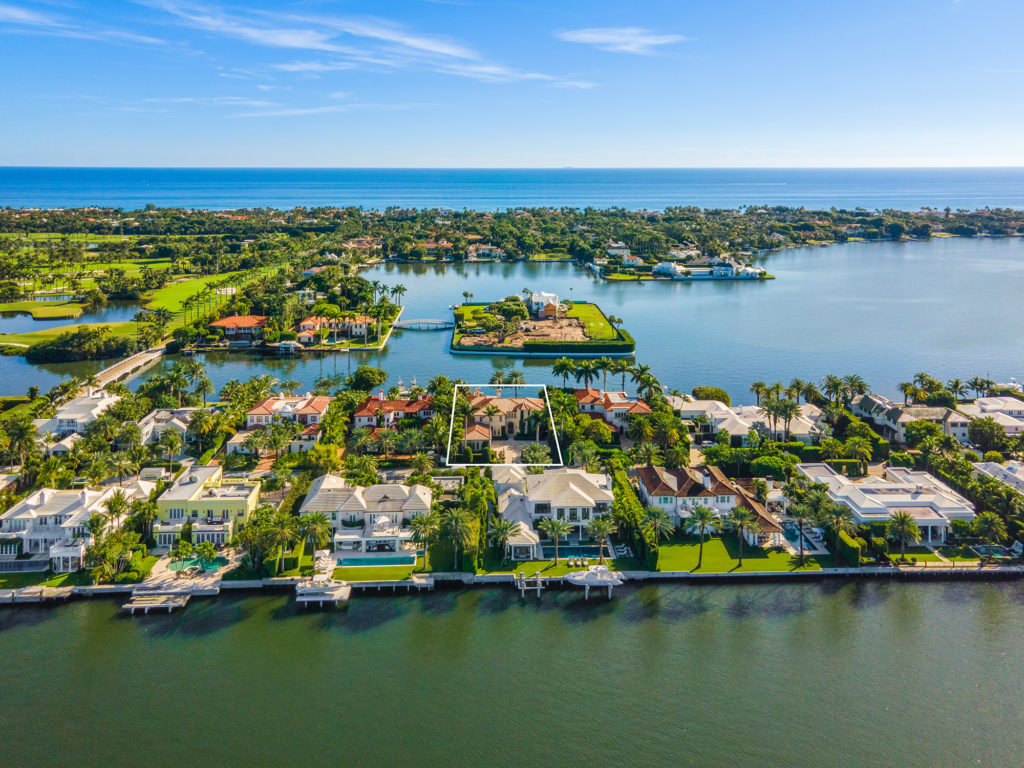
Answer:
[542,545,603,558]
[338,555,417,567]
[168,556,229,572]
[972,544,1012,558]
[784,529,820,553]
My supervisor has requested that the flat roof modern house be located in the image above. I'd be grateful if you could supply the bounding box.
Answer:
[153,465,260,548]
[972,460,1024,494]
[794,463,975,543]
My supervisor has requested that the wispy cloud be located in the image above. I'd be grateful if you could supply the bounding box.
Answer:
[229,102,427,118]
[556,27,685,55]
[143,1,591,88]
[0,1,165,44]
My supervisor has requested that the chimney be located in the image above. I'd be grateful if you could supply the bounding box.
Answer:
[378,390,385,401]
[700,469,712,489]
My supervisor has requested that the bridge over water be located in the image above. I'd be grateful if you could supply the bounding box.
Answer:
[392,319,455,331]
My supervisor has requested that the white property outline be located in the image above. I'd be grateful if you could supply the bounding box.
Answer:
[444,383,564,468]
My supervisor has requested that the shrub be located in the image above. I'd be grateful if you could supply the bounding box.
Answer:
[984,450,1004,463]
[749,455,789,481]
[691,386,730,406]
[871,537,888,556]
[889,451,914,468]
[835,529,862,567]
[611,468,658,569]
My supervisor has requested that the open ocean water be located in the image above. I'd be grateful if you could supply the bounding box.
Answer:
[2,167,1024,210]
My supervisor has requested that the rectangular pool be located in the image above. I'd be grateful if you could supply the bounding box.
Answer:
[338,555,417,567]
[542,545,603,558]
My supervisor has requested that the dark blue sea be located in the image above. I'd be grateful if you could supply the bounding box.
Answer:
[2,167,1024,211]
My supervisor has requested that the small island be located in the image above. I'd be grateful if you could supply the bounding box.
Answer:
[451,291,634,357]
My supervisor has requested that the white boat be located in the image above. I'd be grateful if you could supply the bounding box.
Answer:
[564,564,624,587]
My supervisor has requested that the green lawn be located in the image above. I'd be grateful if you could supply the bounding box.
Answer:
[656,536,826,573]
[564,302,617,339]
[889,546,944,563]
[0,300,87,319]
[333,556,426,582]
[0,570,91,589]
[481,555,639,577]
[937,545,981,562]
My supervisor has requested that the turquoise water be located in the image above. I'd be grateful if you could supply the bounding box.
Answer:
[1,582,1023,767]
[339,555,417,566]
[168,556,229,572]
[4,167,1024,210]
[127,236,1024,404]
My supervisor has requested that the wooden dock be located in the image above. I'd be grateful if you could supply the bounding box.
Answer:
[295,583,352,607]
[12,586,74,603]
[122,592,191,614]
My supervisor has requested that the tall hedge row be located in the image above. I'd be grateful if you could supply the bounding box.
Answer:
[611,468,658,569]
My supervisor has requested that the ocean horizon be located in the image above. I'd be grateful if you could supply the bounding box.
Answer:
[3,166,1024,211]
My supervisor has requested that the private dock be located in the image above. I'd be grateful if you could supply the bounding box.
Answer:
[11,586,74,603]
[122,592,191,614]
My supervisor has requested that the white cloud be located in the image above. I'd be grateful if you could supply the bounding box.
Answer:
[328,90,353,99]
[0,1,165,44]
[557,27,685,55]
[0,2,60,26]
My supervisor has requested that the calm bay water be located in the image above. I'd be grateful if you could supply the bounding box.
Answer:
[4,167,1024,210]
[1,580,1022,768]
[123,236,1024,404]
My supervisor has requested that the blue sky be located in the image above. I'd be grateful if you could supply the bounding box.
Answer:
[1,0,1022,167]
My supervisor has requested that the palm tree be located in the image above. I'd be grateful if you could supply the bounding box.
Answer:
[897,382,916,405]
[539,516,574,565]
[488,518,519,564]
[298,512,332,551]
[112,452,137,486]
[609,359,632,392]
[819,437,844,461]
[409,513,439,570]
[973,511,1007,550]
[750,381,767,405]
[595,357,613,393]
[264,511,298,575]
[507,369,526,398]
[815,501,859,565]
[159,430,182,471]
[573,359,600,390]
[631,441,662,467]
[644,508,675,543]
[687,505,717,570]
[630,364,652,394]
[726,506,759,567]
[821,374,844,405]
[788,502,816,566]
[587,516,617,564]
[947,378,968,402]
[103,489,131,525]
[441,507,474,571]
[841,373,868,402]
[483,404,501,448]
[967,376,988,398]
[552,357,576,388]
[410,452,433,475]
[886,510,921,563]
[844,436,873,475]
[569,441,599,472]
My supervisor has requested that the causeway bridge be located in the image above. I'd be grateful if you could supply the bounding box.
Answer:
[93,347,166,388]
[392,319,455,331]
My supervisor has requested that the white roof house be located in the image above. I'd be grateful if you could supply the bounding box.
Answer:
[525,290,560,314]
[298,474,432,558]
[605,241,630,256]
[959,397,1024,436]
[972,460,1024,495]
[497,489,542,561]
[794,463,974,543]
[0,484,151,572]
[34,388,120,437]
[137,408,197,445]
[511,468,615,540]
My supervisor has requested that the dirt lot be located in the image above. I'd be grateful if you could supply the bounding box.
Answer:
[456,317,588,348]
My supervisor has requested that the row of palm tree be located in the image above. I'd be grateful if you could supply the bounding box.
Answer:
[749,374,868,408]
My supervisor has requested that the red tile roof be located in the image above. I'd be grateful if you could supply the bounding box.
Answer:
[209,314,268,329]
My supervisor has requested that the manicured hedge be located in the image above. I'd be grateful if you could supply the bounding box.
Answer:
[611,467,658,569]
[825,459,865,476]
[835,529,862,567]
[521,329,635,354]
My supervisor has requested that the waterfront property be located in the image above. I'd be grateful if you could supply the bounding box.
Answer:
[208,314,268,343]
[298,474,432,557]
[851,394,970,444]
[668,395,822,445]
[794,463,975,543]
[295,315,372,344]
[574,388,651,432]
[0,484,152,572]
[510,467,614,540]
[153,465,260,548]
[636,465,739,520]
[465,389,546,438]
[33,387,119,437]
[958,396,1024,436]
[352,392,435,429]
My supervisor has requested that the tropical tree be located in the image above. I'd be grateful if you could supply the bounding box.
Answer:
[788,501,816,566]
[687,505,718,570]
[844,436,873,475]
[750,381,767,405]
[298,511,333,551]
[159,429,183,471]
[195,540,218,569]
[726,506,758,567]
[886,510,921,562]
[552,357,576,388]
[815,500,859,565]
[441,507,474,571]
[631,441,662,467]
[408,512,439,570]
[488,518,519,564]
[973,511,1008,549]
[538,516,574,564]
[644,507,675,543]
[410,451,433,475]
[264,511,298,574]
[170,539,193,572]
[587,516,617,564]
